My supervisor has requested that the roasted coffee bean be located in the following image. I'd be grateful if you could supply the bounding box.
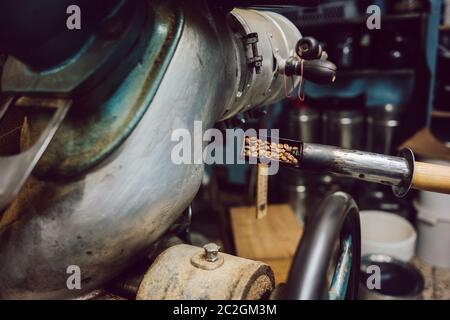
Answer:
[243,137,301,165]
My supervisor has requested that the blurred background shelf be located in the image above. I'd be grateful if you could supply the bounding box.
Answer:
[432,109,450,118]
[337,68,415,77]
[297,13,426,28]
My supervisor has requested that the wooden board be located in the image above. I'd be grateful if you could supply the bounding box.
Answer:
[230,204,303,283]
[261,258,293,285]
[400,127,450,162]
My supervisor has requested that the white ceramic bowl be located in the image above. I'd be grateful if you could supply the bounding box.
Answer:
[359,210,417,261]
[419,190,450,214]
[417,159,450,217]
[414,201,450,268]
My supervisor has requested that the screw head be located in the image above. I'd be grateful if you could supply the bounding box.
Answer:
[203,243,220,262]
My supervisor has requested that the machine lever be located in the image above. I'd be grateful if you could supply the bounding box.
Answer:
[284,57,337,84]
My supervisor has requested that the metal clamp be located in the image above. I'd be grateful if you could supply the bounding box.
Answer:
[243,32,263,74]
[392,148,415,198]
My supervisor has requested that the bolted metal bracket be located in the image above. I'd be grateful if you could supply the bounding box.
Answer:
[243,32,263,74]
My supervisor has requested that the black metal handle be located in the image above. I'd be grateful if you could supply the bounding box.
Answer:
[284,57,337,84]
[285,191,361,300]
[302,59,337,84]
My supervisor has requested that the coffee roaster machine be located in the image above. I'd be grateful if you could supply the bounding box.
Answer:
[0,0,449,300]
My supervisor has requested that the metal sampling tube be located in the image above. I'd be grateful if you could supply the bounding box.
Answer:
[242,135,450,197]
[301,143,411,191]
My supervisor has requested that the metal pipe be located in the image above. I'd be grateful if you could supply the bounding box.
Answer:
[301,143,410,187]
[242,136,417,197]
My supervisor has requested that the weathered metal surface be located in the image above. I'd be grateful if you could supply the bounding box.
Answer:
[0,0,223,299]
[221,9,301,120]
[19,1,184,178]
[14,6,302,179]
[1,0,145,96]
[136,244,275,300]
[0,1,301,299]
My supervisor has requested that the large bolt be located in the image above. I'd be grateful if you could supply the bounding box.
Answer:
[203,243,220,262]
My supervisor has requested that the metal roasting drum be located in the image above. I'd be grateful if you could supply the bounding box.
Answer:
[0,1,304,299]
[0,0,449,300]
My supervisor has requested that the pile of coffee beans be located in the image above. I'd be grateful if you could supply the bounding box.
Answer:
[243,136,299,165]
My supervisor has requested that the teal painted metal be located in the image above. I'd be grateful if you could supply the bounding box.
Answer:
[426,0,442,126]
[305,75,415,107]
[25,1,185,178]
[329,235,353,300]
[302,2,442,112]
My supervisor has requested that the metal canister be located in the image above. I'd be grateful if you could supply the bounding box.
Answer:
[286,105,321,143]
[279,168,330,224]
[282,105,323,222]
[323,109,365,150]
[366,104,400,155]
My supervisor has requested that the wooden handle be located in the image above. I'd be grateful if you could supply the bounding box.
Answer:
[412,161,450,194]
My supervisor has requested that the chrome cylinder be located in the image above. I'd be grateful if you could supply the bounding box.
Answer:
[322,110,365,150]
[287,106,321,143]
[221,9,301,119]
[301,143,410,187]
[366,104,400,155]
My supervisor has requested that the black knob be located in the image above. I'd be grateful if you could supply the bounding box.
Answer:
[284,57,337,85]
[296,37,323,60]
[302,59,337,84]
